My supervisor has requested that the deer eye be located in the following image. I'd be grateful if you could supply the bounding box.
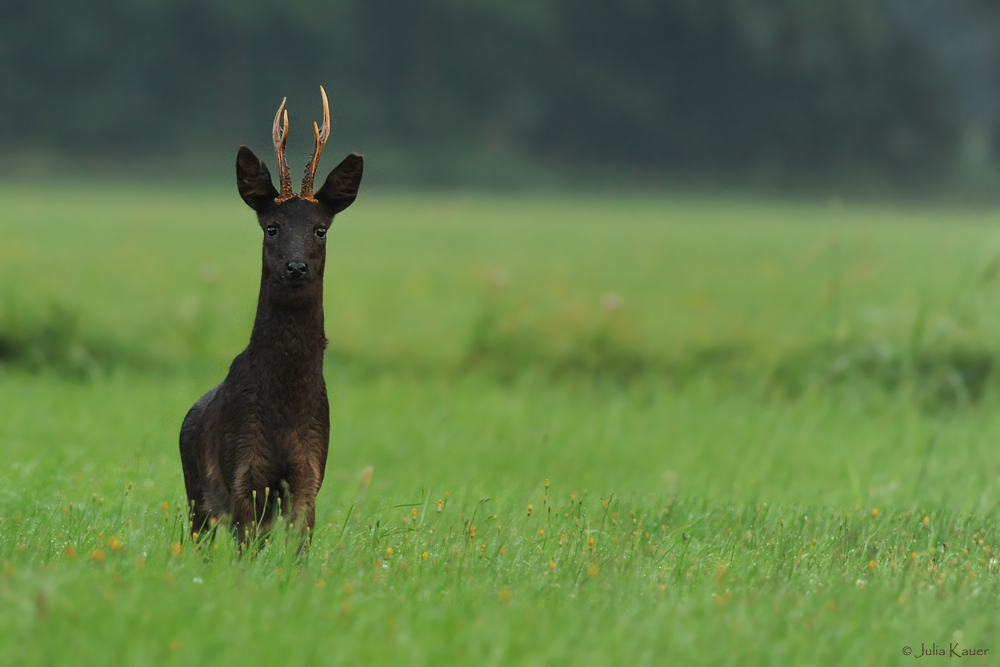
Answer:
[266,226,278,237]
[316,227,327,238]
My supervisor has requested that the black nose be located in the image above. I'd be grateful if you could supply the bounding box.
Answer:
[286,261,307,277]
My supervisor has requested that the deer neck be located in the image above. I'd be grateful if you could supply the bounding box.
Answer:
[246,271,326,374]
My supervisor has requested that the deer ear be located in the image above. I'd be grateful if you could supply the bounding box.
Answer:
[315,153,364,215]
[236,146,278,211]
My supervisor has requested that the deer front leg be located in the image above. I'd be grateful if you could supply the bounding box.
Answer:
[230,491,259,551]
[188,500,212,538]
[230,464,273,552]
[287,458,322,546]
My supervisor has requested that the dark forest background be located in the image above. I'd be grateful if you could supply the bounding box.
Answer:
[4,0,1000,190]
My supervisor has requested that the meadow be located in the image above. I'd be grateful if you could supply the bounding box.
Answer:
[2,186,1000,664]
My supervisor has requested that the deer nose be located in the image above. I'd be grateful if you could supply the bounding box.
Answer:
[286,261,307,277]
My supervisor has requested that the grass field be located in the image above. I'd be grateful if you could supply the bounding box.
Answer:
[3,187,1000,665]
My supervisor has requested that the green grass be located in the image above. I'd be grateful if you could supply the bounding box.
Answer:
[3,187,1000,665]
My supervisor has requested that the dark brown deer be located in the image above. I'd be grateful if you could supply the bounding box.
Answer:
[179,87,363,549]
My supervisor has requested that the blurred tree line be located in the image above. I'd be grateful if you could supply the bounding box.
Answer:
[1,0,998,186]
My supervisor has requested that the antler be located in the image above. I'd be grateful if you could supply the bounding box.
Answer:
[272,97,294,203]
[300,86,331,202]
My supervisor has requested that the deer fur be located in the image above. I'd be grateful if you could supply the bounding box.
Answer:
[179,92,362,547]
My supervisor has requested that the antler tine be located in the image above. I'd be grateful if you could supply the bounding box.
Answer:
[272,98,294,203]
[300,86,331,202]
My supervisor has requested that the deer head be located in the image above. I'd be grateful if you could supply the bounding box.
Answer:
[235,87,363,289]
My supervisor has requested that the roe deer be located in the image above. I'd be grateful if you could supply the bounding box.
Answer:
[179,87,363,548]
